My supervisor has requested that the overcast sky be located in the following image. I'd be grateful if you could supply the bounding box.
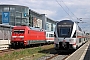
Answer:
[1,0,90,32]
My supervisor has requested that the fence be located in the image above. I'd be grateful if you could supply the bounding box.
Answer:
[0,24,13,50]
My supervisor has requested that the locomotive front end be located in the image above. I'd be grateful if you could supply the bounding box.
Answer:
[11,29,25,48]
[54,20,77,52]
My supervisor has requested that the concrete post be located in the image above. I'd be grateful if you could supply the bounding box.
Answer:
[41,14,47,30]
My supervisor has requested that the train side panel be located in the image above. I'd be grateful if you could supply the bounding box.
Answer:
[46,31,54,43]
[26,29,46,45]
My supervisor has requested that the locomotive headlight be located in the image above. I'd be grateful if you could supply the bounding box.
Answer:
[69,39,74,43]
[24,41,27,42]
[69,39,73,41]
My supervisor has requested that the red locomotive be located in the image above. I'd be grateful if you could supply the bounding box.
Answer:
[11,26,54,48]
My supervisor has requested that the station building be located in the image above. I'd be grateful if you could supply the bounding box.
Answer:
[0,5,29,26]
[0,5,56,31]
[29,9,56,31]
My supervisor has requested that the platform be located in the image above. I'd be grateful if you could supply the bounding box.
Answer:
[65,40,90,60]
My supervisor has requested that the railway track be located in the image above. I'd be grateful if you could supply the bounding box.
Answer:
[0,44,73,60]
[17,53,70,60]
[0,43,53,56]
[46,54,58,60]
[36,48,74,60]
[37,53,71,60]
[0,48,24,56]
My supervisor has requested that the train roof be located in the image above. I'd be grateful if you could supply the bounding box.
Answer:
[13,26,44,31]
[57,20,74,23]
[57,20,74,25]
[0,24,14,28]
[30,27,41,31]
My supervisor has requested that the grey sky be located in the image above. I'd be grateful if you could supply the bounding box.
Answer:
[0,0,90,32]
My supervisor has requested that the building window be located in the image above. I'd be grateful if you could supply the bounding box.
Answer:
[10,7,15,12]
[3,7,9,11]
[0,8,2,12]
[16,12,22,17]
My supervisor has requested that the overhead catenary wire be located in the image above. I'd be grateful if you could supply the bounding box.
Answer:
[55,0,89,33]
[60,0,78,19]
[55,0,78,20]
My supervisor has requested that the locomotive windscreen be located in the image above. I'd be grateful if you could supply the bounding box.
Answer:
[57,20,74,37]
[13,30,25,33]
[58,27,71,37]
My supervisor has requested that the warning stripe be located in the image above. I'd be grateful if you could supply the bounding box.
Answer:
[46,37,54,40]
[77,36,86,38]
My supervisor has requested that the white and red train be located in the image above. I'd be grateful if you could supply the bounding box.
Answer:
[11,26,54,47]
[54,20,87,52]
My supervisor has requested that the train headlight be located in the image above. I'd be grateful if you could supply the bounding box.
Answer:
[24,41,27,43]
[69,39,74,44]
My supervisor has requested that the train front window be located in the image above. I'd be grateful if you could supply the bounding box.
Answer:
[59,27,71,37]
[13,30,25,33]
